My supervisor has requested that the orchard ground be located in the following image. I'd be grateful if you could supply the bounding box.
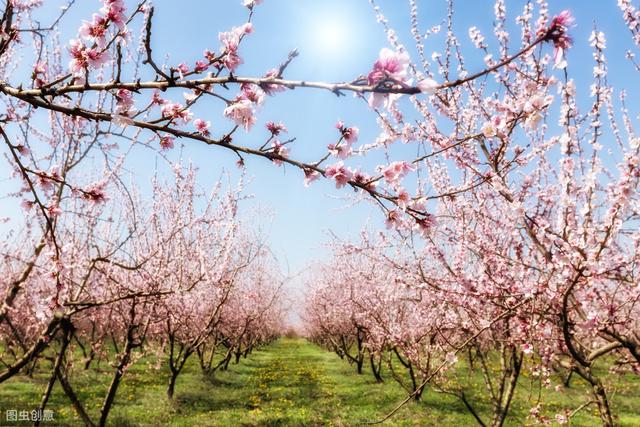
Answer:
[1,338,639,426]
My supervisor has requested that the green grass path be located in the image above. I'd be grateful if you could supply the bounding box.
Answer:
[187,338,433,426]
[3,338,640,426]
[1,338,442,426]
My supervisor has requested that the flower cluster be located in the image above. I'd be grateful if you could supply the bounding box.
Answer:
[218,23,253,72]
[69,0,127,73]
[325,161,353,189]
[261,69,287,95]
[11,0,43,11]
[270,140,289,166]
[31,61,47,87]
[192,119,211,137]
[112,89,135,127]
[328,121,359,159]
[224,83,266,131]
[367,48,411,108]
[224,99,255,131]
[81,181,108,204]
[266,121,287,136]
[303,169,321,187]
[159,135,175,150]
[68,39,109,73]
[540,10,575,67]
[161,102,193,124]
[379,161,414,185]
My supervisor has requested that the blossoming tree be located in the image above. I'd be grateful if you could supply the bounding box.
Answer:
[0,0,639,425]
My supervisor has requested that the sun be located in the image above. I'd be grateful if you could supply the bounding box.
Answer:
[311,18,348,57]
[319,20,345,48]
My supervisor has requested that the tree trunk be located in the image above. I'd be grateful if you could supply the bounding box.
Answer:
[0,316,62,383]
[36,322,73,426]
[490,347,522,427]
[356,355,364,374]
[57,371,95,427]
[99,326,137,426]
[167,369,179,399]
[370,353,383,383]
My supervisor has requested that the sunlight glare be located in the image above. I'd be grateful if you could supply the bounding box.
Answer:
[312,17,349,58]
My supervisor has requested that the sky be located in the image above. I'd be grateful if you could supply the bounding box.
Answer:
[1,0,639,294]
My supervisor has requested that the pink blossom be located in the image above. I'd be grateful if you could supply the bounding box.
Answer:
[151,90,167,105]
[401,124,416,143]
[11,0,43,11]
[367,48,411,109]
[344,127,359,144]
[203,49,217,62]
[336,122,359,144]
[79,14,109,47]
[161,102,193,123]
[380,161,414,185]
[194,119,211,137]
[67,39,84,69]
[266,121,287,136]
[194,60,209,73]
[114,89,134,115]
[112,113,133,128]
[219,24,253,72]
[327,143,351,159]
[331,121,358,158]
[396,188,410,208]
[33,61,47,75]
[418,78,438,94]
[82,182,108,204]
[368,93,386,109]
[542,10,575,68]
[409,198,426,213]
[68,39,109,73]
[223,100,256,131]
[414,214,436,236]
[47,204,62,217]
[262,69,286,95]
[270,140,289,166]
[222,50,242,72]
[21,199,34,210]
[551,10,575,29]
[183,91,198,103]
[85,48,109,69]
[15,144,30,156]
[481,121,497,138]
[325,162,353,189]
[368,48,411,85]
[238,23,254,35]
[37,173,55,193]
[159,135,175,150]
[385,210,402,229]
[100,0,127,32]
[353,170,376,192]
[240,83,265,105]
[175,62,189,78]
[303,169,321,187]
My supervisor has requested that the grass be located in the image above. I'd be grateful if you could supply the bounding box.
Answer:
[1,338,639,426]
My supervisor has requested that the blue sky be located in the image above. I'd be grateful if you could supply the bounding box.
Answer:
[1,0,638,279]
